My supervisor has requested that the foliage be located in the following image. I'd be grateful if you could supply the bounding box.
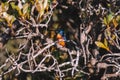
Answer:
[0,0,120,80]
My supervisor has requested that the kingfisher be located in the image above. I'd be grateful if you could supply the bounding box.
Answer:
[56,30,66,47]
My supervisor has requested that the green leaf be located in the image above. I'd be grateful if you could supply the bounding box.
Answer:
[23,3,29,14]
[95,41,110,51]
[9,15,16,26]
[116,15,120,23]
[107,13,114,24]
[10,2,22,16]
[1,2,9,12]
[112,19,118,28]
[104,38,108,47]
[22,3,30,19]
[103,13,114,26]
[43,0,48,9]
[103,17,108,25]
[2,12,16,27]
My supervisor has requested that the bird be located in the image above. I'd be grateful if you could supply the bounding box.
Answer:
[56,30,66,47]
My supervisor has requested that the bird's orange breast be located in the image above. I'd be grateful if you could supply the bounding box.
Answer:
[58,39,65,47]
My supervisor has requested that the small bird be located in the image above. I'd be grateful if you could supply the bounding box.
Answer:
[56,30,66,47]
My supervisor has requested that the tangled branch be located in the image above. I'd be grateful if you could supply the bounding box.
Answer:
[0,0,120,80]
